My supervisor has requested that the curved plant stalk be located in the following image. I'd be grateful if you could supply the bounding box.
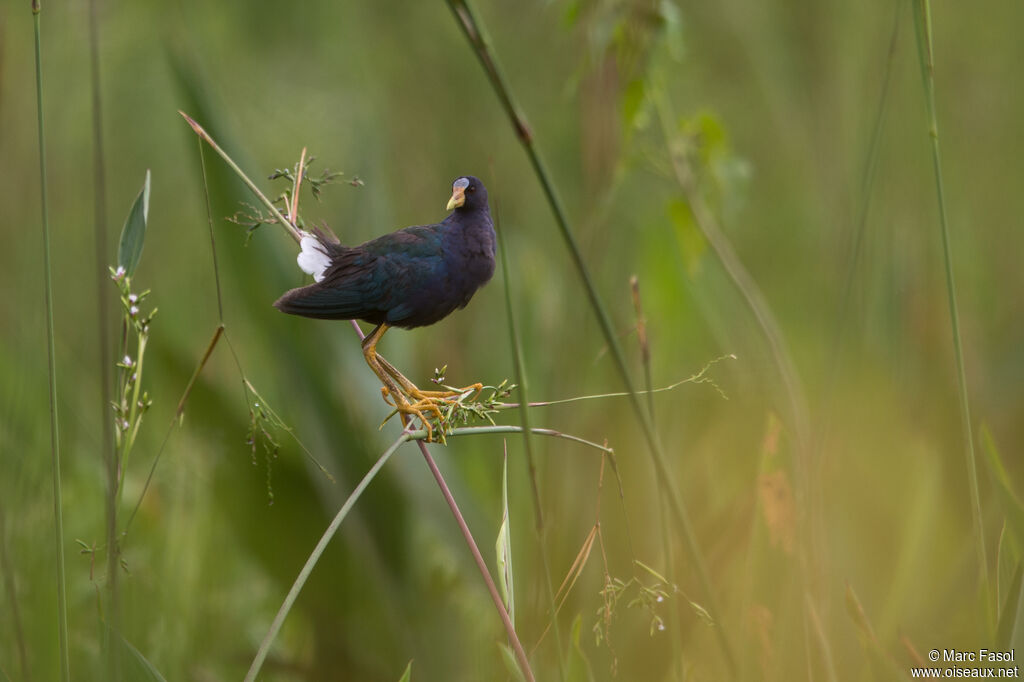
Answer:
[244,433,412,682]
[443,0,737,671]
[32,2,70,679]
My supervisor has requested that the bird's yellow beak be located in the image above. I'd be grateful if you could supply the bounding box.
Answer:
[446,185,466,211]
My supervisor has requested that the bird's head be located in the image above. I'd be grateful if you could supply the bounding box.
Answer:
[446,176,488,213]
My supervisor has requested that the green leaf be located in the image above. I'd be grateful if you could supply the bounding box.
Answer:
[566,613,595,682]
[496,447,515,628]
[397,660,412,682]
[117,170,151,276]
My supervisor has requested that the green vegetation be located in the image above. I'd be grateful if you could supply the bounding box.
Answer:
[3,0,1022,680]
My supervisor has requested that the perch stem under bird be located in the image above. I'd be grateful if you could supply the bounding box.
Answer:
[275,176,495,440]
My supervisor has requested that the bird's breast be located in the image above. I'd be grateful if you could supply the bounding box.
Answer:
[444,219,496,291]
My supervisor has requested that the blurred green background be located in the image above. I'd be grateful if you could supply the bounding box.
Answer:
[2,0,1023,680]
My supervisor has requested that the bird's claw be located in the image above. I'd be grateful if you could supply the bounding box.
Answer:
[378,381,484,442]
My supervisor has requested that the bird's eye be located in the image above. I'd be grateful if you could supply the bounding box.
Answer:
[467,185,475,193]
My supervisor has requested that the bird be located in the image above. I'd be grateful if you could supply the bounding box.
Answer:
[274,176,496,439]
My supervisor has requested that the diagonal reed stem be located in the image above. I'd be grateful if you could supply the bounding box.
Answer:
[444,0,736,671]
[911,0,987,597]
[32,2,70,679]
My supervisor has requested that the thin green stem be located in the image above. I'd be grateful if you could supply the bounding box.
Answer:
[434,425,613,454]
[32,3,70,679]
[444,1,736,670]
[493,359,735,411]
[244,433,411,682]
[911,0,987,597]
[197,141,225,321]
[496,202,565,679]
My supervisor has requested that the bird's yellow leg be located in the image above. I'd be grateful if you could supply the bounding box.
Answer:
[362,324,438,440]
[378,355,483,402]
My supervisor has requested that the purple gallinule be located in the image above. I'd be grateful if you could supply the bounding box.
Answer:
[274,176,495,439]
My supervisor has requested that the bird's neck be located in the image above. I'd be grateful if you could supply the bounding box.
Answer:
[447,206,492,229]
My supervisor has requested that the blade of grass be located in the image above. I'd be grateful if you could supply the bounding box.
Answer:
[116,172,151,277]
[911,0,987,599]
[496,445,515,628]
[32,2,70,679]
[444,0,736,671]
